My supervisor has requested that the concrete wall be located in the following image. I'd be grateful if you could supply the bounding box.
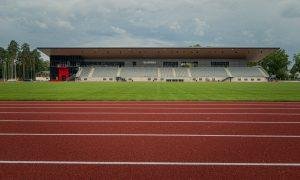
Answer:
[231,77,268,82]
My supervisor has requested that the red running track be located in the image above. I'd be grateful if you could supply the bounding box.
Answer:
[0,101,300,179]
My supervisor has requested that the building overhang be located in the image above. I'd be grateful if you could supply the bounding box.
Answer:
[38,47,279,61]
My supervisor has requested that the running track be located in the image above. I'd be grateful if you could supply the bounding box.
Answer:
[0,101,300,179]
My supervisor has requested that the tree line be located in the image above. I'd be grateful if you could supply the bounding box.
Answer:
[0,40,49,81]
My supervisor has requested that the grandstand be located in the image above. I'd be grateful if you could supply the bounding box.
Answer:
[38,47,278,82]
[78,66,92,79]
[75,66,268,82]
[120,67,158,81]
[190,67,228,81]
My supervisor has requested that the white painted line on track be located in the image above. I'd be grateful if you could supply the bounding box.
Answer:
[0,133,300,138]
[1,120,300,124]
[0,161,299,167]
[1,107,300,110]
[0,112,300,115]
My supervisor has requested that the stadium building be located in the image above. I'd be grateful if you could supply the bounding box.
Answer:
[38,47,278,82]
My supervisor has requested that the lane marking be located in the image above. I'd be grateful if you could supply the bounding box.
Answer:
[0,133,300,138]
[1,102,299,106]
[0,161,299,167]
[0,112,299,115]
[0,107,299,110]
[0,120,300,124]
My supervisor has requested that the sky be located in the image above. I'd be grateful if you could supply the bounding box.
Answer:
[0,0,299,60]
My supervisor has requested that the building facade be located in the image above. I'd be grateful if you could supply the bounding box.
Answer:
[38,47,278,82]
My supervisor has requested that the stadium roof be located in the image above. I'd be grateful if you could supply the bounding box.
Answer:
[38,47,279,61]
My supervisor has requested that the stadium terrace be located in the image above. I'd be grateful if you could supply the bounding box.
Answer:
[38,47,279,82]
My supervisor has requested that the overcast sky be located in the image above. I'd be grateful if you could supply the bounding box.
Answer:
[0,0,299,59]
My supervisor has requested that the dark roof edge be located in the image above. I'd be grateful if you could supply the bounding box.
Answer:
[37,47,280,50]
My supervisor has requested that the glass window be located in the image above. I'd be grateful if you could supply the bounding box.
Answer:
[211,61,229,67]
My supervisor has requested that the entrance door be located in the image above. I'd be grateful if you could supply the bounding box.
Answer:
[58,68,69,81]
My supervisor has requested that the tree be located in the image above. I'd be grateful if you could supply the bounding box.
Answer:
[0,47,7,80]
[31,49,43,81]
[7,40,19,80]
[189,44,202,47]
[2,41,50,81]
[19,43,31,80]
[260,49,290,79]
[35,54,49,73]
[290,53,300,79]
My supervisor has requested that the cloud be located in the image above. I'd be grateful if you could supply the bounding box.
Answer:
[0,0,299,58]
[280,0,300,18]
[193,18,209,36]
[56,20,74,30]
[81,33,175,47]
[168,22,181,32]
[111,26,127,35]
[242,31,254,38]
[35,20,48,29]
[82,25,176,47]
[281,6,300,18]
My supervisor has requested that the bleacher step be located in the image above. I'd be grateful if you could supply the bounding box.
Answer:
[117,68,122,77]
[88,67,95,78]
[187,68,192,78]
[225,68,233,77]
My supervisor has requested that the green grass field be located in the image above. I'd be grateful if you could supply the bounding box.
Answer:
[0,82,299,101]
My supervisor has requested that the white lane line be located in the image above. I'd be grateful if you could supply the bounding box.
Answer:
[0,161,299,167]
[0,112,299,115]
[0,133,300,138]
[0,120,300,124]
[0,107,299,110]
